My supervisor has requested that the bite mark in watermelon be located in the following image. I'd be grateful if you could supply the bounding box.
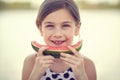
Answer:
[31,40,82,58]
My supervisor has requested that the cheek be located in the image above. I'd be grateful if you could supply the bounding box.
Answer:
[64,30,74,41]
[42,30,52,40]
[43,32,49,39]
[68,29,75,36]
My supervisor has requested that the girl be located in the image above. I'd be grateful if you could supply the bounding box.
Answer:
[22,0,96,80]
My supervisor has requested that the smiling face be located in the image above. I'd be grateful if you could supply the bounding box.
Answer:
[39,9,80,46]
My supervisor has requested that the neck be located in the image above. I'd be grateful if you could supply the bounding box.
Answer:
[50,58,69,73]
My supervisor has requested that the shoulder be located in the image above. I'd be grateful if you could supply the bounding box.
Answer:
[83,56,95,68]
[23,53,37,69]
[83,56,97,80]
[24,53,36,64]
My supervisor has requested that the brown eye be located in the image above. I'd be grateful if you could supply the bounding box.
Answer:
[62,24,71,28]
[46,25,54,27]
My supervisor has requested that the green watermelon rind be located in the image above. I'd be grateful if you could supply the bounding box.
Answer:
[31,41,82,58]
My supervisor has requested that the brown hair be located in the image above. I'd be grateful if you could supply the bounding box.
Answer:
[36,0,80,28]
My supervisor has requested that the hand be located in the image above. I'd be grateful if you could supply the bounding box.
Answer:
[36,47,55,70]
[60,46,88,80]
[29,47,55,80]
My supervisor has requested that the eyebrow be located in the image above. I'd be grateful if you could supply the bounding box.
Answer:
[63,21,72,24]
[43,21,73,25]
[43,22,53,24]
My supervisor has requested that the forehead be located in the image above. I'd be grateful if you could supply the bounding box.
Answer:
[42,9,75,24]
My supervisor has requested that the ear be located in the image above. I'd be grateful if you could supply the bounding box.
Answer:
[38,25,43,36]
[74,22,81,36]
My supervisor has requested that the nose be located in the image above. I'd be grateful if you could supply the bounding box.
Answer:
[53,29,63,38]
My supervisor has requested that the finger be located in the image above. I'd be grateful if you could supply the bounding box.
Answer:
[37,47,48,56]
[43,63,54,68]
[68,46,80,57]
[61,59,72,66]
[36,56,55,66]
[60,53,78,61]
[41,59,55,64]
[42,55,55,60]
[60,56,76,65]
[60,57,77,69]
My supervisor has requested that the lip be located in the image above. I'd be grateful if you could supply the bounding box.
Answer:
[51,40,66,46]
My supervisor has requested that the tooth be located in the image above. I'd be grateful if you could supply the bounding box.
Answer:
[56,41,61,44]
[56,41,59,44]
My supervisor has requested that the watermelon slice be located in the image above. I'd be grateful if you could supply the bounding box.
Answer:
[31,40,82,58]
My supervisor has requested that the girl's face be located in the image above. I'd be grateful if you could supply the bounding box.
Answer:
[39,9,80,46]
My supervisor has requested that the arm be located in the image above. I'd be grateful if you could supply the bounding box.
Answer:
[22,54,36,80]
[22,47,55,80]
[84,57,97,80]
[60,46,97,80]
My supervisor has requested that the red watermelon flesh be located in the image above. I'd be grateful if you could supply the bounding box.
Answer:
[31,40,82,58]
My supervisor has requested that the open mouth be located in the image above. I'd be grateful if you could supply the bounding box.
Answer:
[51,40,65,46]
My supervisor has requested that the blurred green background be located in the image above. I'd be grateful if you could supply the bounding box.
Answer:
[0,0,120,80]
[0,0,120,10]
